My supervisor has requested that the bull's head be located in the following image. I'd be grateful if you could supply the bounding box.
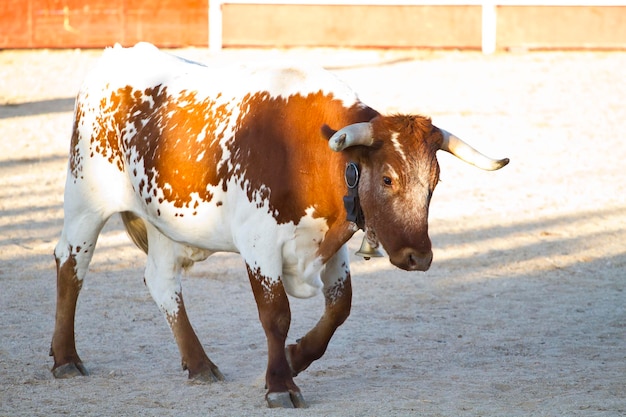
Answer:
[325,114,508,272]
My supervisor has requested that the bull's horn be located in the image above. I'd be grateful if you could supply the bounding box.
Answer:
[328,122,374,152]
[439,128,509,171]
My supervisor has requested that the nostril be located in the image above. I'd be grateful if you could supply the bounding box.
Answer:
[391,248,433,271]
[406,250,433,271]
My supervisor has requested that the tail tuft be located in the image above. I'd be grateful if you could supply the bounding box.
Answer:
[120,211,148,254]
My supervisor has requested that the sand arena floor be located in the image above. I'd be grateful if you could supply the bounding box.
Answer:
[0,47,624,416]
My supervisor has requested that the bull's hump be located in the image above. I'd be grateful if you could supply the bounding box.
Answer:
[244,63,358,105]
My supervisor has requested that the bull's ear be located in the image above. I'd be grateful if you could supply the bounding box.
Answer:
[321,124,337,140]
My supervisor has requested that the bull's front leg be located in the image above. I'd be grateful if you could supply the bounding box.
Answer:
[246,263,306,409]
[286,245,352,376]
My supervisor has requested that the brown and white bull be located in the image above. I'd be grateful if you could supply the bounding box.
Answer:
[51,43,508,408]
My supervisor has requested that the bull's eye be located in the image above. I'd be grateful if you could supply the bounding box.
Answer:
[383,176,393,187]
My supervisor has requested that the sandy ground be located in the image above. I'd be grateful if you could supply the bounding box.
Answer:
[0,47,624,416]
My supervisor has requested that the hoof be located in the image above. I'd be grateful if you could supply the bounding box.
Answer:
[266,391,307,409]
[189,365,225,383]
[52,362,89,378]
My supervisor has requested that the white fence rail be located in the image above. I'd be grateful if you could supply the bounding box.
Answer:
[208,0,625,53]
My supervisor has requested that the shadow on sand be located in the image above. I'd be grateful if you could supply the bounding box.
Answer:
[0,97,75,119]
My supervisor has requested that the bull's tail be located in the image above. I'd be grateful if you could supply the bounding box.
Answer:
[120,211,148,255]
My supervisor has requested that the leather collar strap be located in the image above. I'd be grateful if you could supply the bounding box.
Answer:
[343,162,365,230]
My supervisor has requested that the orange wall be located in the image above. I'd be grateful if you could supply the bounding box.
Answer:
[0,0,208,48]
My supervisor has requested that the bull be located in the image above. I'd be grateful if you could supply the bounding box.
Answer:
[50,43,508,408]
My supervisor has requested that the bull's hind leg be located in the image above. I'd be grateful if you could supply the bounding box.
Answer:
[51,214,107,378]
[286,245,352,376]
[143,223,223,382]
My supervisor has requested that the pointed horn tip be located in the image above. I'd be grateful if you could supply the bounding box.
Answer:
[486,157,510,171]
[329,133,347,151]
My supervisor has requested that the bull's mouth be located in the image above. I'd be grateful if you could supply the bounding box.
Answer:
[367,228,433,271]
[390,248,433,272]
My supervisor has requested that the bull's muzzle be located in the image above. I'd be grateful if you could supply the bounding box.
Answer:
[390,248,433,272]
